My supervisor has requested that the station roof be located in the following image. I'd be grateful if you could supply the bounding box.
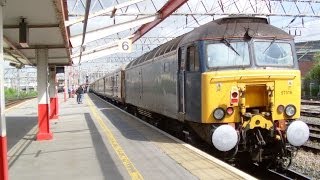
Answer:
[3,0,71,67]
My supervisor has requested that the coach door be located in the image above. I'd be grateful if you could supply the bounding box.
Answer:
[139,68,143,100]
[112,75,116,97]
[178,47,186,120]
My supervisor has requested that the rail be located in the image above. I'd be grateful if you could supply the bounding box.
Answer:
[301,121,320,153]
[301,101,320,118]
[268,169,311,180]
[5,97,35,107]
[301,100,320,106]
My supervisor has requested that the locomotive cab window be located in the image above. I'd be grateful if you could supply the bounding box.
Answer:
[186,46,199,71]
[206,41,250,68]
[253,41,294,67]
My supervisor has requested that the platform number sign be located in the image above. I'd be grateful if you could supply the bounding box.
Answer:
[118,38,132,53]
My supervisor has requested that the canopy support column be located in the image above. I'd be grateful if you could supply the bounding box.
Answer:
[36,48,53,141]
[49,65,58,120]
[0,2,8,180]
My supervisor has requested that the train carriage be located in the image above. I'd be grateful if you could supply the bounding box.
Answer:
[91,67,125,103]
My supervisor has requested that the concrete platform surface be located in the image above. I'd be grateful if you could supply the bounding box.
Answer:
[6,93,255,180]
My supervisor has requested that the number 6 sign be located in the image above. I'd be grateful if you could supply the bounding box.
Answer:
[118,38,132,53]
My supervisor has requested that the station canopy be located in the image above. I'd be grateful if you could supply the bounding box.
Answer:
[3,0,71,68]
[66,0,320,75]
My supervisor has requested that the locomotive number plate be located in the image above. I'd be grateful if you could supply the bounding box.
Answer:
[281,90,292,95]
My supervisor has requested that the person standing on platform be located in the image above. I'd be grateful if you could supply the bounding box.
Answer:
[76,85,84,104]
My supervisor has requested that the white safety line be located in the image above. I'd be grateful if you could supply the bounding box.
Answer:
[87,96,143,180]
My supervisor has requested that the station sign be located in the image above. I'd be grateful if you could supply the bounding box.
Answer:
[118,38,132,53]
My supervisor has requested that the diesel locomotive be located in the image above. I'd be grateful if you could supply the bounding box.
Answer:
[90,16,309,168]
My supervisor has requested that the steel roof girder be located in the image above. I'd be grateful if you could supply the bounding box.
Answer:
[132,0,188,43]
[66,0,146,26]
[72,46,119,63]
[72,34,134,58]
[70,15,157,47]
[71,41,117,58]
[3,36,32,65]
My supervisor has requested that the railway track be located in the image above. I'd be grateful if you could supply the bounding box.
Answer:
[300,110,320,118]
[301,122,320,153]
[306,122,320,139]
[300,101,320,147]
[309,126,320,135]
[309,133,320,143]
[301,143,320,153]
[300,102,320,151]
[237,162,311,180]
[301,100,320,117]
[268,169,311,180]
[5,97,35,108]
[301,99,320,106]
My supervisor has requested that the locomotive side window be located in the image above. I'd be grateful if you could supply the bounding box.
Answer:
[186,46,199,71]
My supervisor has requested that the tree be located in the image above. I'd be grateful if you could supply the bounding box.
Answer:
[304,52,320,97]
[309,52,320,84]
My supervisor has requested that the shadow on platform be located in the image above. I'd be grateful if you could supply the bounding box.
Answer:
[6,116,37,151]
[84,112,123,179]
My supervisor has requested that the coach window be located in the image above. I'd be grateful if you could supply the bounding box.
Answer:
[186,45,199,71]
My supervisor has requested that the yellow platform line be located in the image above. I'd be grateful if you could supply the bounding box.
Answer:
[87,98,143,180]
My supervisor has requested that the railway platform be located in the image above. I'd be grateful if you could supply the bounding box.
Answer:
[6,93,255,180]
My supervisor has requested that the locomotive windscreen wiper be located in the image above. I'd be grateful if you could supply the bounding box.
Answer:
[262,38,276,54]
[222,39,240,56]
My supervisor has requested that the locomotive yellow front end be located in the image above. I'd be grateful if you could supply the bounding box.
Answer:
[202,69,302,124]
[200,39,309,168]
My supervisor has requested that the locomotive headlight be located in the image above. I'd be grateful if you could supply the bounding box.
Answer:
[212,125,238,151]
[287,121,309,146]
[285,105,296,117]
[213,108,225,120]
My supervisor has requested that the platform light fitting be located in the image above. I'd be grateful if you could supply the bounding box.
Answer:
[19,18,29,48]
[9,62,24,69]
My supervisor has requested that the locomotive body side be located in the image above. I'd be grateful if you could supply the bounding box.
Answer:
[125,51,179,119]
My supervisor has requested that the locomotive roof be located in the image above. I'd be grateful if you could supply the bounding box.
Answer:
[126,35,185,68]
[180,16,293,45]
[126,16,292,69]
